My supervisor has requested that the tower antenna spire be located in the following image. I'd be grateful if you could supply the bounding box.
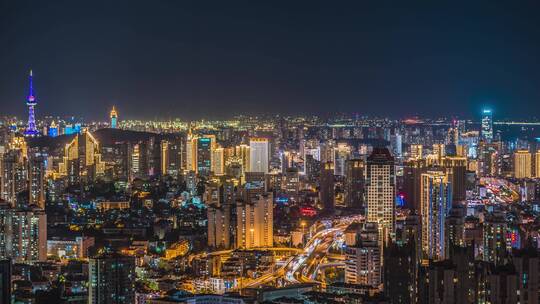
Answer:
[24,69,39,137]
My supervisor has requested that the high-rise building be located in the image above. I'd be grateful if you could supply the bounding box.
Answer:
[212,147,225,176]
[481,109,493,142]
[391,133,402,158]
[197,136,216,176]
[344,159,365,209]
[6,207,47,262]
[345,222,381,287]
[228,144,251,175]
[319,162,335,212]
[384,241,416,304]
[432,143,445,160]
[439,157,467,203]
[129,142,142,179]
[24,70,40,137]
[513,248,540,304]
[420,169,452,261]
[283,167,300,202]
[88,252,136,304]
[334,143,351,176]
[402,158,426,211]
[410,144,423,159]
[207,204,232,250]
[536,150,540,178]
[514,150,532,179]
[0,259,10,304]
[110,106,118,129]
[185,128,196,172]
[160,140,169,175]
[366,148,395,244]
[185,132,217,176]
[57,129,105,183]
[1,146,27,207]
[28,151,45,208]
[236,192,273,249]
[483,211,509,266]
[249,138,269,174]
[48,121,58,137]
[445,206,465,258]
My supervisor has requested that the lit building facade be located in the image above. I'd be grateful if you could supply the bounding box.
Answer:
[236,193,273,249]
[89,252,136,304]
[110,106,118,128]
[320,161,335,212]
[481,109,493,142]
[483,212,509,266]
[24,70,40,137]
[0,207,48,262]
[345,222,381,287]
[249,138,269,174]
[207,204,232,249]
[420,169,452,261]
[366,148,395,244]
[344,159,365,209]
[57,130,105,183]
[514,150,532,178]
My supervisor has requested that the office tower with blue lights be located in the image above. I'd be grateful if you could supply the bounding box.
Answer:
[23,70,39,137]
[481,109,493,142]
[48,121,58,137]
[110,106,118,128]
[197,136,215,176]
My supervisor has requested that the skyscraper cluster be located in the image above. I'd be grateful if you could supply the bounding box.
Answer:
[3,71,540,303]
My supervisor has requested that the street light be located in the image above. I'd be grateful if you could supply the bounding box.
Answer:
[301,221,306,245]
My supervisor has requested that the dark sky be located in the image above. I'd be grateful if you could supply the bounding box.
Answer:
[1,1,540,120]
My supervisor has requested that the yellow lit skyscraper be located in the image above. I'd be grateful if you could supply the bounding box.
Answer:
[410,144,423,159]
[236,192,273,249]
[420,169,452,262]
[536,151,540,178]
[432,143,445,160]
[235,144,251,173]
[57,129,105,183]
[514,150,532,178]
[160,140,169,174]
[212,147,224,176]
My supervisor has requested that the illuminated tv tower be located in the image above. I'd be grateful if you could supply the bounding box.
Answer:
[24,70,40,137]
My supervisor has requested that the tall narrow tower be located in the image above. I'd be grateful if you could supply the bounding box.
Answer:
[110,106,118,128]
[24,70,39,137]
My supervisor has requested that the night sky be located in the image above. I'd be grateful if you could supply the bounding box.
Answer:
[1,1,540,120]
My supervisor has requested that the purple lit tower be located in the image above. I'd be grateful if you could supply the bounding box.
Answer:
[24,70,40,136]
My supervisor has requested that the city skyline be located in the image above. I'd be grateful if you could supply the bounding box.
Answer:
[4,2,540,304]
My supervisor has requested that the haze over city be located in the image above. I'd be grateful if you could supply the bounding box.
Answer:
[2,1,540,119]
